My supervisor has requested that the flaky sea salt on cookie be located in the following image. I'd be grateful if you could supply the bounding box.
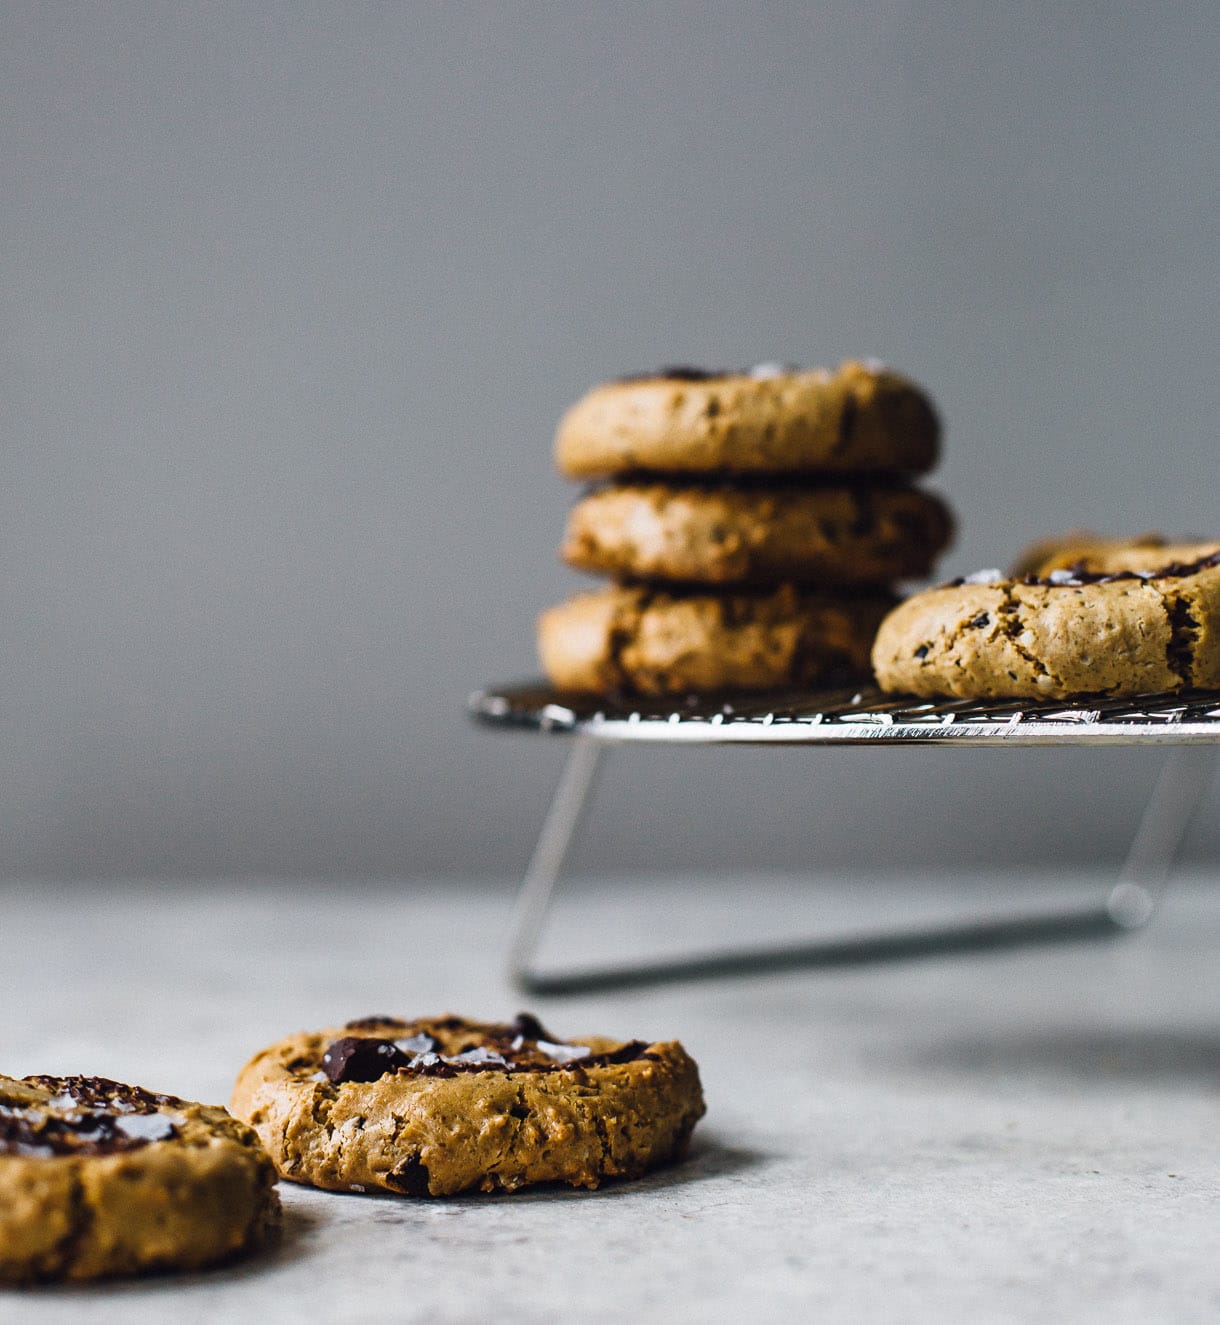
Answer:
[0,1074,279,1282]
[554,360,940,479]
[231,1013,705,1196]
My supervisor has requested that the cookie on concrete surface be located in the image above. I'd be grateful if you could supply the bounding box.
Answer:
[0,1074,279,1282]
[554,360,939,479]
[872,550,1220,700]
[231,1013,705,1197]
[538,583,894,695]
[561,482,953,587]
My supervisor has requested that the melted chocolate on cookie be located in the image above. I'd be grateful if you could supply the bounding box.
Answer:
[0,1077,180,1158]
[616,366,729,384]
[948,549,1220,592]
[0,1111,175,1158]
[319,1015,654,1086]
[615,362,802,385]
[343,1015,410,1033]
[22,1075,183,1114]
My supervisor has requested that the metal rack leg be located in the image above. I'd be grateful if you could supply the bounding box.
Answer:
[507,737,604,989]
[507,743,1219,996]
[1106,744,1219,927]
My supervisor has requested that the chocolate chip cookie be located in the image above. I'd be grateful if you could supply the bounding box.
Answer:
[561,482,953,586]
[538,582,894,694]
[230,1014,705,1196]
[554,360,940,479]
[0,1074,279,1282]
[872,549,1220,700]
[1014,532,1220,579]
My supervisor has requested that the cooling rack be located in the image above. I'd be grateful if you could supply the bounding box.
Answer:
[471,685,1220,746]
[470,684,1220,994]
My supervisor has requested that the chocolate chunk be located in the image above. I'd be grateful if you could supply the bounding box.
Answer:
[385,1155,431,1195]
[836,395,858,451]
[509,1012,555,1043]
[967,612,990,629]
[581,1040,652,1067]
[657,366,724,382]
[616,366,729,384]
[321,1037,410,1084]
[1166,597,1200,686]
[914,644,929,659]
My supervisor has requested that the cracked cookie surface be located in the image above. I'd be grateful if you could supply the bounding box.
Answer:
[538,583,894,694]
[872,552,1220,700]
[561,483,953,587]
[230,1014,705,1196]
[554,361,939,479]
[0,1074,280,1282]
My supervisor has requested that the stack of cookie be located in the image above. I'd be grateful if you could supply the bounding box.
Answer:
[538,360,952,695]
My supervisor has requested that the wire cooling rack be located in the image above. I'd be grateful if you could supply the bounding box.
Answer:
[470,683,1220,746]
[470,683,1220,994]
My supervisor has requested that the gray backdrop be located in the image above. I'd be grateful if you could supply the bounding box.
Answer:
[3,3,1217,882]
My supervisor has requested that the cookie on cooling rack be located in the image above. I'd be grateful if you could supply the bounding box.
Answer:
[231,1013,705,1197]
[0,1074,279,1282]
[1014,532,1220,579]
[554,360,939,479]
[871,549,1220,701]
[538,582,894,695]
[1007,530,1167,578]
[561,482,953,587]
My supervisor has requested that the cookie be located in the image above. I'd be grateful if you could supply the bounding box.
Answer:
[561,482,953,587]
[1008,530,1168,578]
[1016,533,1220,579]
[554,360,939,479]
[231,1014,705,1197]
[0,1074,279,1282]
[872,549,1220,700]
[538,583,894,695]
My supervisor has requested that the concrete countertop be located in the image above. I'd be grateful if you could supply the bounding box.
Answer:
[3,870,1218,1323]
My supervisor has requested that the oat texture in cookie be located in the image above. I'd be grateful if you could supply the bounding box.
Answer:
[0,1074,280,1282]
[231,1013,706,1196]
[872,550,1220,700]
